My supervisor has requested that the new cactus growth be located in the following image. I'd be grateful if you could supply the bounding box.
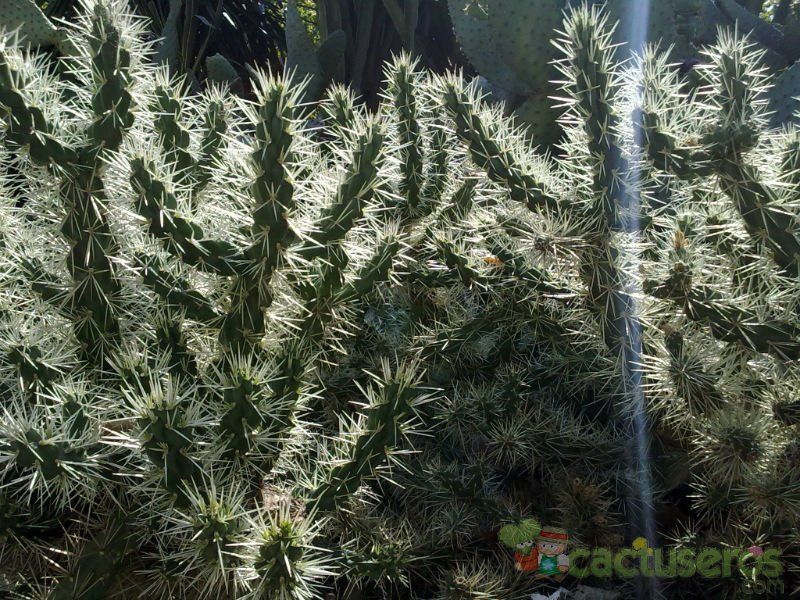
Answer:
[1,1,799,598]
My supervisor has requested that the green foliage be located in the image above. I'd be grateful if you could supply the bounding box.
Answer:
[1,1,799,598]
[132,0,285,90]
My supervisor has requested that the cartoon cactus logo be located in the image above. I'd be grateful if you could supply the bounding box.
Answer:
[499,518,543,573]
[499,519,570,579]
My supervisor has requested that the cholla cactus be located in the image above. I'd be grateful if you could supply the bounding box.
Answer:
[1,1,799,598]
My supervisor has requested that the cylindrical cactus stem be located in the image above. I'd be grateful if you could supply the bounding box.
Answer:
[85,3,135,155]
[322,83,357,142]
[246,499,332,600]
[265,345,308,413]
[647,265,800,359]
[414,313,498,363]
[662,327,726,417]
[161,482,246,595]
[60,169,122,364]
[433,236,483,287]
[5,345,62,399]
[580,244,639,357]
[432,178,475,225]
[484,235,574,297]
[387,53,424,215]
[194,89,228,191]
[220,326,328,463]
[703,32,800,278]
[136,254,221,324]
[5,2,140,365]
[219,73,300,353]
[334,234,401,303]
[251,235,401,460]
[0,50,78,169]
[441,77,561,213]
[685,286,800,359]
[218,112,393,461]
[692,407,768,487]
[218,385,261,464]
[773,399,800,426]
[49,516,132,600]
[715,160,800,277]
[129,157,242,275]
[703,32,765,155]
[307,359,431,512]
[340,535,430,586]
[633,107,712,180]
[292,117,385,303]
[238,236,402,463]
[0,407,101,508]
[556,5,640,358]
[153,309,196,376]
[298,118,385,262]
[421,117,450,204]
[397,182,473,289]
[634,49,713,182]
[556,4,628,230]
[126,376,204,505]
[151,73,196,180]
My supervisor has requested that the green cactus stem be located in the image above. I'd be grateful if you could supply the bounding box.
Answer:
[441,78,561,213]
[389,54,425,216]
[308,361,431,512]
[129,157,242,275]
[218,74,300,353]
[152,76,196,180]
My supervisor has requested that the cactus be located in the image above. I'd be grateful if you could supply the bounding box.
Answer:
[2,0,61,47]
[1,1,800,598]
[447,0,565,145]
[768,58,800,127]
[448,0,800,145]
[205,52,239,86]
[288,0,467,109]
[285,0,345,104]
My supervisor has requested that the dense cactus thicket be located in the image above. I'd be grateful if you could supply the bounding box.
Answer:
[0,1,799,598]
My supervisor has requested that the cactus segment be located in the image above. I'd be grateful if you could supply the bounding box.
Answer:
[205,53,239,86]
[1,0,60,48]
[768,59,800,127]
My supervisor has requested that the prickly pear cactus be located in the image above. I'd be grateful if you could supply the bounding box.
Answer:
[205,52,239,85]
[1,0,60,46]
[0,1,799,598]
[447,0,564,144]
[448,0,563,97]
[769,58,800,127]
